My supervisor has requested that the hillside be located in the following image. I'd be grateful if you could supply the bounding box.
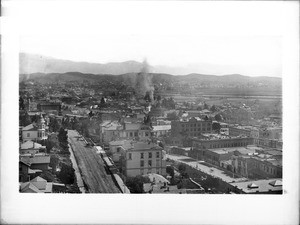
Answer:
[19,71,282,97]
[20,53,153,75]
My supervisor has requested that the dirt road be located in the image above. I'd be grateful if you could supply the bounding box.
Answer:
[68,130,120,193]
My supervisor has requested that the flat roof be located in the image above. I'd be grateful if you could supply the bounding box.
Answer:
[232,179,282,193]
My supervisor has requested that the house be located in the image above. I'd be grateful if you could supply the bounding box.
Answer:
[22,114,47,142]
[19,176,66,193]
[20,176,53,193]
[20,153,51,171]
[20,140,46,155]
[19,160,31,182]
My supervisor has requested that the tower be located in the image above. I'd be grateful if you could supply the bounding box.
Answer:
[37,113,47,141]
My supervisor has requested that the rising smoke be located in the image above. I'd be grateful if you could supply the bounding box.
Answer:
[135,59,154,102]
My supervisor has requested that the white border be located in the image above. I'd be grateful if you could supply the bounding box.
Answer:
[1,1,299,224]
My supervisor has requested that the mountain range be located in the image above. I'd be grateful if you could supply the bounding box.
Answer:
[20,53,281,78]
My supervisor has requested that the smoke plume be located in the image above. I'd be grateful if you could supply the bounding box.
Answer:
[135,59,154,102]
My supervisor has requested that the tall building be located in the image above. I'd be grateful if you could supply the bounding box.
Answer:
[108,140,167,177]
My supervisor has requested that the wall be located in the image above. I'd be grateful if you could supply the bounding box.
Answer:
[125,150,166,177]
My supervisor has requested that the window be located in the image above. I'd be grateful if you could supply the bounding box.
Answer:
[145,132,149,137]
[128,153,132,160]
[130,132,133,137]
[27,133,30,137]
[156,160,160,166]
[117,147,121,153]
[149,152,152,158]
[141,153,144,159]
[148,160,152,167]
[156,152,160,158]
[140,160,144,167]
[134,132,138,137]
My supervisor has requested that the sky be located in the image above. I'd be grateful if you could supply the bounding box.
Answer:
[4,1,297,77]
[20,35,282,77]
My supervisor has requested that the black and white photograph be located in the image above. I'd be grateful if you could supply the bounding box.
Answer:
[1,1,299,224]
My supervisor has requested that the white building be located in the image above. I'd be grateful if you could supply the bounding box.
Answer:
[108,140,167,177]
[22,114,47,142]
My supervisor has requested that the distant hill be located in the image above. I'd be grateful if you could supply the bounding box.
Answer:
[20,53,154,75]
[19,71,282,96]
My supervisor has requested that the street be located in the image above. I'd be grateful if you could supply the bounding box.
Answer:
[166,154,247,183]
[68,130,120,193]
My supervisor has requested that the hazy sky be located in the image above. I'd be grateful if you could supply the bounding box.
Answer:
[20,35,282,77]
[5,1,295,77]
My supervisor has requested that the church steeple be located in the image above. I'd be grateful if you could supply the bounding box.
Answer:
[37,113,45,130]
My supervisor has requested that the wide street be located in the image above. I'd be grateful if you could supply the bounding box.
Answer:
[166,154,247,183]
[68,130,120,193]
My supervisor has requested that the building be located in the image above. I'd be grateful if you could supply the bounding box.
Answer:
[108,141,167,177]
[220,123,229,135]
[229,125,259,141]
[100,120,154,145]
[22,114,47,142]
[37,102,62,114]
[171,117,213,138]
[259,127,282,140]
[99,121,123,144]
[20,140,46,155]
[192,134,254,150]
[19,160,31,182]
[20,153,51,171]
[231,150,282,179]
[19,176,66,193]
[229,179,282,194]
[151,125,171,137]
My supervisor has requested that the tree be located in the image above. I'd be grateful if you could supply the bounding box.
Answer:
[58,128,68,143]
[212,122,221,133]
[144,91,151,102]
[157,95,162,102]
[19,97,25,110]
[166,112,179,121]
[178,163,186,173]
[100,97,106,105]
[58,163,75,184]
[214,114,223,122]
[210,105,217,112]
[19,111,32,126]
[125,175,151,193]
[166,165,175,178]
[49,117,61,132]
[203,103,209,110]
[50,155,59,172]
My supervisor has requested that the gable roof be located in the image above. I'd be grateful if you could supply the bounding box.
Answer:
[21,141,43,150]
[269,180,282,187]
[20,182,42,193]
[20,155,50,165]
[22,123,38,131]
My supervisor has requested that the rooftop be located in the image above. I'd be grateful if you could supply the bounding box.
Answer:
[232,179,282,193]
[21,141,44,150]
[152,125,171,131]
